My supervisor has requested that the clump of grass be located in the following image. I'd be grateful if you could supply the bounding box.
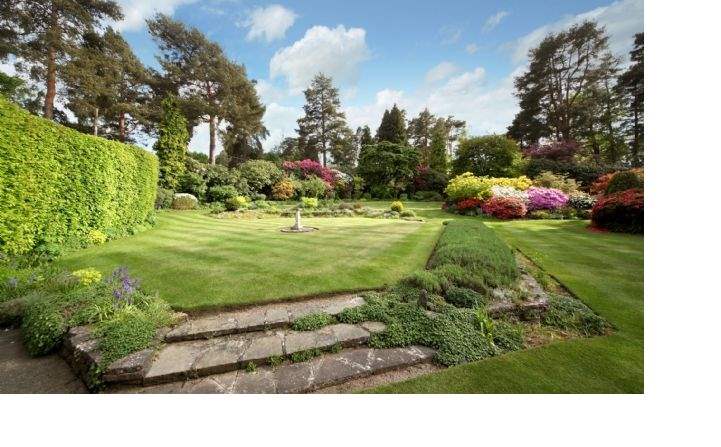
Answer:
[291,312,336,331]
[290,348,323,363]
[542,294,609,336]
[445,286,486,309]
[245,362,257,372]
[269,355,284,368]
[95,306,158,369]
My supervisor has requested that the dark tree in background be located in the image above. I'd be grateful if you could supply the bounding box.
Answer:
[62,29,149,142]
[616,33,644,166]
[376,104,407,144]
[452,135,521,177]
[357,142,419,197]
[154,96,189,189]
[296,73,351,166]
[0,0,122,119]
[408,108,435,160]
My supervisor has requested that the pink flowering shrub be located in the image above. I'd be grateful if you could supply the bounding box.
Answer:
[526,187,568,210]
[282,159,336,185]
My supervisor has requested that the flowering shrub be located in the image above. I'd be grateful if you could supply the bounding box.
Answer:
[297,176,328,198]
[523,140,580,161]
[71,268,102,286]
[390,201,404,212]
[568,192,596,210]
[172,193,198,210]
[527,187,569,211]
[456,198,483,213]
[108,266,140,306]
[445,172,492,202]
[481,196,527,219]
[591,189,644,233]
[532,171,579,194]
[87,230,107,245]
[271,178,295,200]
[282,159,336,185]
[480,175,533,191]
[490,185,529,203]
[591,168,644,195]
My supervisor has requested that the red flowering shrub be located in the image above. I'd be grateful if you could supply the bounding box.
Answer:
[456,198,483,212]
[282,159,336,185]
[481,196,527,219]
[590,172,615,195]
[591,188,644,233]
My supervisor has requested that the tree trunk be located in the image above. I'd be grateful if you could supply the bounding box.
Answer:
[44,46,56,119]
[119,113,126,142]
[209,115,216,164]
[93,108,98,136]
[632,107,640,166]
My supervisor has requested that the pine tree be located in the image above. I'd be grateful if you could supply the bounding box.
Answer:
[154,96,189,190]
[428,120,449,173]
[408,108,436,163]
[62,29,149,142]
[616,32,644,166]
[376,104,407,144]
[296,73,350,166]
[0,0,123,119]
[148,14,265,164]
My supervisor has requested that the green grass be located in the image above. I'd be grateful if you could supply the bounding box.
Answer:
[370,219,643,393]
[56,207,443,311]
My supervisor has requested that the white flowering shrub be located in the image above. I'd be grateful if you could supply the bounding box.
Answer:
[491,185,529,204]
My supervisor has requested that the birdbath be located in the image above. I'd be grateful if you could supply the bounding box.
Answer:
[281,208,318,233]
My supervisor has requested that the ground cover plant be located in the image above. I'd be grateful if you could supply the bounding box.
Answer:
[56,207,443,310]
[371,219,642,393]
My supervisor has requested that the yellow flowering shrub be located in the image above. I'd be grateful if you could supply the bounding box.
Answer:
[71,268,103,286]
[87,230,108,245]
[445,173,493,202]
[479,175,533,190]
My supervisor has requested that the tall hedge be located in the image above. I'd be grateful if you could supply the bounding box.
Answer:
[0,97,158,254]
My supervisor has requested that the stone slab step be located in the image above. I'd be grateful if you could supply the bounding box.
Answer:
[141,322,386,386]
[108,345,436,394]
[165,294,365,342]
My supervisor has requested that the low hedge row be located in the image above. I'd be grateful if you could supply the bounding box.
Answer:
[0,97,158,254]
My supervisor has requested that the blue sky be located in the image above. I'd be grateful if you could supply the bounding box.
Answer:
[116,0,644,152]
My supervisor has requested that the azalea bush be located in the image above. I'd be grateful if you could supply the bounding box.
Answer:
[445,172,492,202]
[490,185,529,203]
[481,196,527,219]
[271,178,296,200]
[591,189,644,233]
[568,192,596,210]
[456,198,483,213]
[282,159,336,185]
[480,175,533,191]
[526,187,568,211]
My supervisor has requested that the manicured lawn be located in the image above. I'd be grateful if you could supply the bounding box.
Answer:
[57,208,444,311]
[370,219,643,393]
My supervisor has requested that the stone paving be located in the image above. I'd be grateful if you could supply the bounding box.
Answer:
[109,345,435,394]
[165,294,365,342]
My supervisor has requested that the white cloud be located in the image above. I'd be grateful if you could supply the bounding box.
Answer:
[255,79,288,103]
[261,102,303,149]
[114,0,198,32]
[483,11,509,32]
[270,25,370,95]
[242,4,298,43]
[439,25,462,44]
[424,62,459,83]
[509,0,643,63]
[465,43,480,54]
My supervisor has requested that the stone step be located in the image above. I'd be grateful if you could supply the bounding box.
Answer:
[133,322,386,386]
[108,345,436,394]
[165,294,366,342]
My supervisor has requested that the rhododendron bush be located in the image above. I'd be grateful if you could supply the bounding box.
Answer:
[591,188,644,234]
[456,198,483,212]
[481,196,527,219]
[282,159,336,185]
[444,172,492,202]
[491,185,529,203]
[526,187,568,210]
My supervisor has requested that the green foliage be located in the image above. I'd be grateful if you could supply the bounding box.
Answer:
[357,142,419,197]
[291,348,323,363]
[245,361,257,372]
[390,201,404,212]
[178,171,207,199]
[445,286,485,308]
[171,193,198,210]
[237,159,283,194]
[225,195,249,211]
[400,210,416,218]
[532,171,579,194]
[376,104,407,144]
[300,197,319,209]
[153,96,188,189]
[95,306,157,368]
[452,135,521,177]
[0,97,158,255]
[542,294,609,336]
[399,270,446,295]
[298,176,328,198]
[605,170,643,194]
[291,313,337,331]
[71,268,102,286]
[206,185,237,203]
[524,158,614,187]
[491,320,525,352]
[155,188,175,209]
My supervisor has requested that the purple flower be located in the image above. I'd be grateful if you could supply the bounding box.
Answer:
[527,187,569,211]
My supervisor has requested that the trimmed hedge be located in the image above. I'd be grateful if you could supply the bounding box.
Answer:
[0,97,158,254]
